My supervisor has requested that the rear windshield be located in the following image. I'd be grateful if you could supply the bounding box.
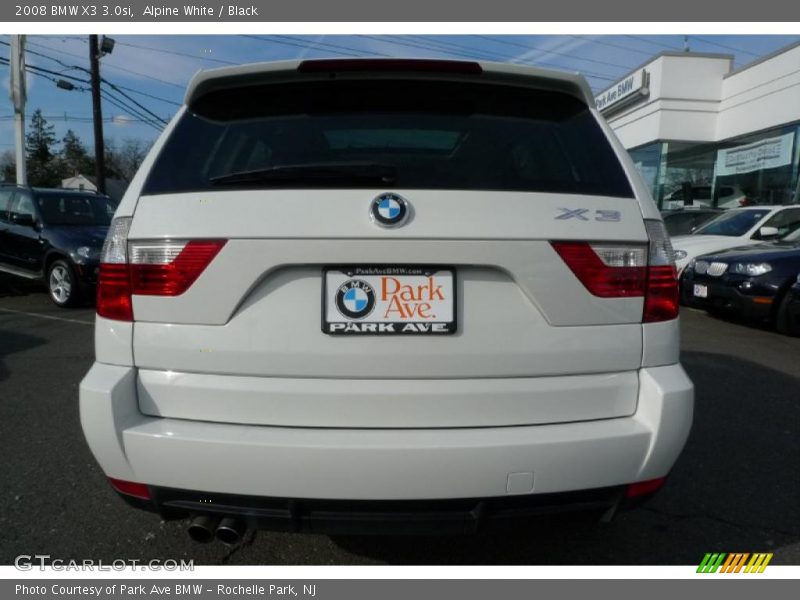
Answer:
[143,79,633,197]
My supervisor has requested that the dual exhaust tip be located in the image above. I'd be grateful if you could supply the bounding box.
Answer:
[188,515,245,545]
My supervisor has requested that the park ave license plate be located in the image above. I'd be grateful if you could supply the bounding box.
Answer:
[323,266,456,335]
[693,283,708,298]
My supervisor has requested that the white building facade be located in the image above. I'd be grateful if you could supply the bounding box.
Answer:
[597,42,800,209]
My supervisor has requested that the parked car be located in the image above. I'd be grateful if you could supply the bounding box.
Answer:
[79,58,693,541]
[0,184,117,306]
[662,184,747,210]
[681,228,800,333]
[661,207,724,237]
[672,205,800,273]
[778,274,800,336]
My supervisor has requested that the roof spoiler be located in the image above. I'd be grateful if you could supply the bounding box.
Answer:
[185,59,594,109]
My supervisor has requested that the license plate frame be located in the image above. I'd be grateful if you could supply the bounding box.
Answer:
[693,283,709,298]
[322,265,457,336]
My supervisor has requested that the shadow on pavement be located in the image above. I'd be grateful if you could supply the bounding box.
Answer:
[0,328,47,383]
[330,351,800,564]
[0,273,44,299]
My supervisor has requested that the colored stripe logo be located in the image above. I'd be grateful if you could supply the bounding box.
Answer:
[697,553,773,573]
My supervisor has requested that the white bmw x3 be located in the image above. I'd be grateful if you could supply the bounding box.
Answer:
[79,59,694,542]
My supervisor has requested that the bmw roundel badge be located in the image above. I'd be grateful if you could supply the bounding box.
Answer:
[335,279,376,320]
[370,193,410,228]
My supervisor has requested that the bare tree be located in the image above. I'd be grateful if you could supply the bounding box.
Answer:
[106,138,152,183]
[0,150,15,182]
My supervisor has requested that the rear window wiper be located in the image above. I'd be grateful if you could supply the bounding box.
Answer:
[209,162,397,187]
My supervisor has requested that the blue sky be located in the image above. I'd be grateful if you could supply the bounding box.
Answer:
[2,34,799,153]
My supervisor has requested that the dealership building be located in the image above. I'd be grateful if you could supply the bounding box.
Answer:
[596,41,800,209]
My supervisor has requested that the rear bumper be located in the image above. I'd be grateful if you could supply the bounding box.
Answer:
[128,484,630,535]
[80,363,693,523]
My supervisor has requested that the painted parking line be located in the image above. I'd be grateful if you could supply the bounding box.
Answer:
[0,307,94,326]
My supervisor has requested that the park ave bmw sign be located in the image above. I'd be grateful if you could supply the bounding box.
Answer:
[595,69,649,114]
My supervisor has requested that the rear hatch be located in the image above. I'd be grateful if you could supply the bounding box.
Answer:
[118,61,651,428]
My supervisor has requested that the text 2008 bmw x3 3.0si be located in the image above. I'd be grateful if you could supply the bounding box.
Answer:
[79,59,693,542]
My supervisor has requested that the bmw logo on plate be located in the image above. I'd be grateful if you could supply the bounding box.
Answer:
[370,193,409,228]
[335,279,376,320]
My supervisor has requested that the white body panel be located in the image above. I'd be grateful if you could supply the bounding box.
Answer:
[137,370,639,429]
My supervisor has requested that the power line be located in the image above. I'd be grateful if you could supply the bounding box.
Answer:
[690,36,761,58]
[31,44,182,105]
[0,114,158,124]
[0,55,90,91]
[242,34,388,57]
[409,34,630,76]
[361,35,618,82]
[23,39,186,89]
[100,90,163,131]
[0,56,91,89]
[0,38,182,108]
[359,34,485,60]
[240,35,346,57]
[100,78,168,125]
[472,35,634,71]
[0,55,168,129]
[114,40,238,66]
[567,35,656,57]
[624,35,682,51]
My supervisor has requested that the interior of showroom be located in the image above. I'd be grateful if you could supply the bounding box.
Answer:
[597,41,800,209]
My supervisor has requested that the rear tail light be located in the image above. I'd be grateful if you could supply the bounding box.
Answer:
[97,217,226,322]
[551,219,678,322]
[97,217,133,321]
[643,220,679,322]
[107,477,151,500]
[551,242,647,298]
[129,240,226,296]
[625,476,667,499]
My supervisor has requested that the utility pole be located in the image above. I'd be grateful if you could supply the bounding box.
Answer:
[89,34,106,194]
[9,35,27,185]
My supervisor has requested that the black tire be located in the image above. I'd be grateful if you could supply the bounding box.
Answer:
[775,292,799,336]
[46,259,81,308]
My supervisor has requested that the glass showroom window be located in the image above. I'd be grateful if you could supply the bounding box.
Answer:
[630,142,664,203]
[713,124,800,207]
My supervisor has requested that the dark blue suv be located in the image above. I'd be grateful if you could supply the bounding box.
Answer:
[681,228,800,335]
[0,185,117,307]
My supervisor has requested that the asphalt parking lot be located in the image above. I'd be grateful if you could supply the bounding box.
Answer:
[1,275,798,566]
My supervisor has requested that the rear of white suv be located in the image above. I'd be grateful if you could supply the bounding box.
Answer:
[79,59,693,540]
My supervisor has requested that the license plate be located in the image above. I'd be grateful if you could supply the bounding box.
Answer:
[323,266,456,335]
[693,284,708,298]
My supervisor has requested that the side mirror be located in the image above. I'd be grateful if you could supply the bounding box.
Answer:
[759,226,780,239]
[12,213,36,228]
